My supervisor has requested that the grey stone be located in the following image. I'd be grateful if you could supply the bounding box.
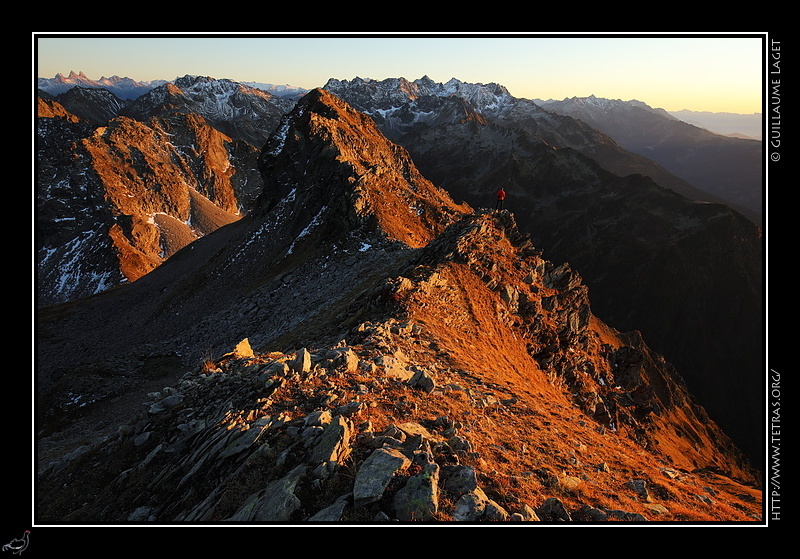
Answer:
[227,465,307,521]
[574,504,608,521]
[336,348,360,373]
[446,435,472,453]
[218,425,265,459]
[482,498,509,521]
[453,488,490,521]
[440,464,478,498]
[308,494,350,521]
[148,393,184,414]
[393,456,440,521]
[409,369,436,393]
[304,410,333,427]
[353,447,411,506]
[518,504,541,521]
[290,348,312,373]
[626,478,650,499]
[379,352,414,381]
[308,416,353,465]
[536,497,572,521]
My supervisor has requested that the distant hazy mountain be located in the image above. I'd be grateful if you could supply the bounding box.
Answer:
[37,71,310,102]
[668,109,763,140]
[537,95,762,221]
[37,71,167,100]
[241,81,310,99]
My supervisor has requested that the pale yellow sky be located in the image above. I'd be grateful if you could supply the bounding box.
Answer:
[36,34,766,114]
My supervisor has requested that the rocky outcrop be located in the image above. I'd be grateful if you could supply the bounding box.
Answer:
[254,87,471,249]
[38,337,524,522]
[37,211,761,523]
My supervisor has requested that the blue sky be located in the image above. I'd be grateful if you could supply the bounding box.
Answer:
[34,32,766,114]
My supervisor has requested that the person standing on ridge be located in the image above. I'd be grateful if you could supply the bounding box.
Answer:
[495,186,507,210]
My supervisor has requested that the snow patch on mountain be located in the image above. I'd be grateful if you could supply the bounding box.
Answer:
[286,206,328,255]
[38,227,120,301]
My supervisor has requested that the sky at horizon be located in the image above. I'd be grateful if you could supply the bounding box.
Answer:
[34,33,767,114]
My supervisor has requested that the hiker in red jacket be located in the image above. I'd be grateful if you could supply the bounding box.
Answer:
[495,187,507,210]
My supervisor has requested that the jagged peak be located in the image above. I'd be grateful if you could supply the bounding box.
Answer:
[253,88,470,249]
[174,74,240,95]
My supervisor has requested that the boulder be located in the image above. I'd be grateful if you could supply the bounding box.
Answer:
[536,497,572,521]
[233,338,254,358]
[353,447,412,506]
[307,415,354,465]
[289,348,312,373]
[393,454,440,521]
[452,487,506,521]
[626,478,650,500]
[227,464,307,521]
[308,494,351,521]
[440,464,479,498]
[409,368,436,393]
[379,351,414,381]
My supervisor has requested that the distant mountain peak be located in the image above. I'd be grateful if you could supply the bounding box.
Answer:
[325,76,513,108]
[39,71,166,100]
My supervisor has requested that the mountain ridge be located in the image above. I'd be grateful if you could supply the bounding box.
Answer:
[37,71,168,99]
[322,76,764,469]
[537,95,762,221]
[36,89,761,524]
[35,77,288,306]
[39,71,760,135]
[38,71,309,102]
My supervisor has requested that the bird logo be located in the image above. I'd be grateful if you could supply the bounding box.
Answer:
[2,531,29,555]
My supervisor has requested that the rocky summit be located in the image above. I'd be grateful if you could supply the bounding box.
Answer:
[36,89,762,525]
